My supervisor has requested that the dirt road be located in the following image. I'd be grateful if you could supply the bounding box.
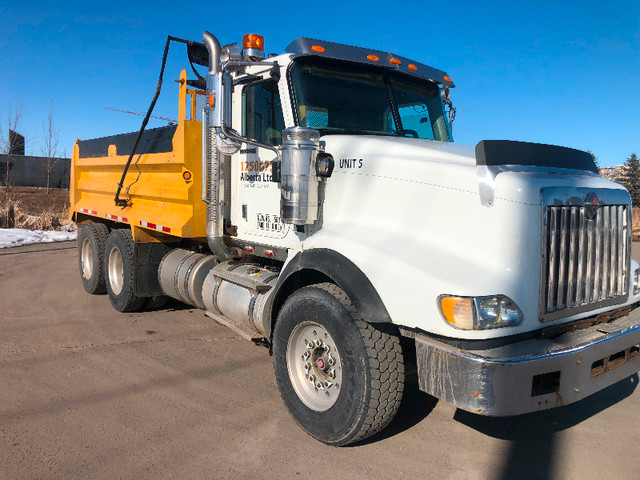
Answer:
[1,241,639,479]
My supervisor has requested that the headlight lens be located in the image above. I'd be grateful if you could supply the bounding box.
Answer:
[476,296,521,329]
[439,295,522,330]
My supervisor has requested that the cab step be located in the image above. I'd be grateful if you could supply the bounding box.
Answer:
[205,311,264,341]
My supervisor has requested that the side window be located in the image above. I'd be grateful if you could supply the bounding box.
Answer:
[242,80,285,146]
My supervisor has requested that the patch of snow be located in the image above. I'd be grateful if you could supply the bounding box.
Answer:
[0,228,77,249]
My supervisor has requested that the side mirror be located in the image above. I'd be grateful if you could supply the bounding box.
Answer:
[271,160,281,183]
[316,152,334,178]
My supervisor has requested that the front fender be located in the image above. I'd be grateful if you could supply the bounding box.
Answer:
[265,248,392,340]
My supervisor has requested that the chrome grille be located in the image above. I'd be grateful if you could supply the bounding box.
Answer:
[541,199,630,322]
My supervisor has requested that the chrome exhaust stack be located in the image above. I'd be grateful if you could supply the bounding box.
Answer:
[203,31,237,261]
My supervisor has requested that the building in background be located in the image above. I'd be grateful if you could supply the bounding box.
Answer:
[1,130,70,189]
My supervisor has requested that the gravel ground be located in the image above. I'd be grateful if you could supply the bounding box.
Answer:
[0,241,639,480]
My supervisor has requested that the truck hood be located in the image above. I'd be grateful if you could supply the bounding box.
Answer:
[321,135,624,205]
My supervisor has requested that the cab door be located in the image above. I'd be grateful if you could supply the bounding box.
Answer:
[231,78,291,245]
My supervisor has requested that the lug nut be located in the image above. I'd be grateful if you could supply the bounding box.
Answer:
[315,339,323,347]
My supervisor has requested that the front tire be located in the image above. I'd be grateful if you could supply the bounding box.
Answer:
[78,223,109,294]
[104,229,144,312]
[273,283,404,446]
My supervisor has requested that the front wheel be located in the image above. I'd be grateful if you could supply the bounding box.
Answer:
[273,283,404,446]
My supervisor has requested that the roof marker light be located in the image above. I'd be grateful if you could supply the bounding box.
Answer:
[390,57,401,65]
[408,64,418,71]
[311,45,325,53]
[444,75,452,83]
[367,54,379,62]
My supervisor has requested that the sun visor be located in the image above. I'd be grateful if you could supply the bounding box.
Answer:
[475,140,598,174]
[286,37,455,87]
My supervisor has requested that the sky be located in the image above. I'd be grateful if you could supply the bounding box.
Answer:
[0,0,638,168]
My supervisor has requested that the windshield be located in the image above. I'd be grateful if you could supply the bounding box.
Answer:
[290,58,451,141]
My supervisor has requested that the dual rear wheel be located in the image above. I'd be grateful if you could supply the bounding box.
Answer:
[78,223,109,294]
[78,224,166,312]
[104,228,145,312]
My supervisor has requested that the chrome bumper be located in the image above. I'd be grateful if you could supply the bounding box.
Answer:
[415,308,640,416]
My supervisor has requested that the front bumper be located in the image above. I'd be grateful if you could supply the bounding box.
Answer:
[415,307,640,416]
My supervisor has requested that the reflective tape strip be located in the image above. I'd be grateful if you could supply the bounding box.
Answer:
[139,221,171,233]
[105,213,128,223]
[79,208,98,215]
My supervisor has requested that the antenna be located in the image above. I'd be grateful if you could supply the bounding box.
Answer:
[104,107,176,124]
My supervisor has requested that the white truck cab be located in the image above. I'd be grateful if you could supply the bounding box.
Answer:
[75,32,640,446]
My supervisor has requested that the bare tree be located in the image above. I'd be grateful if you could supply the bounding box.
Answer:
[51,147,70,189]
[0,104,25,190]
[41,100,60,193]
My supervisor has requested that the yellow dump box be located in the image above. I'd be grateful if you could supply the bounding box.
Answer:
[70,70,206,243]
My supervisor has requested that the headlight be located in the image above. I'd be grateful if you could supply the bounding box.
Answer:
[439,295,522,330]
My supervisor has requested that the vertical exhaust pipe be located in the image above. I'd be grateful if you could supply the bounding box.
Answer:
[203,31,236,261]
[202,31,221,75]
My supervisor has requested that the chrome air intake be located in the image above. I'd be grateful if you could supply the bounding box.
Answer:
[280,127,321,225]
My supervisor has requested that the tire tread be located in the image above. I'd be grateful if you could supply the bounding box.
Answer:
[105,229,144,312]
[311,283,404,444]
[79,222,109,294]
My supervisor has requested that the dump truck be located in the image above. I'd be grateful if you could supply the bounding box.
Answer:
[70,32,640,446]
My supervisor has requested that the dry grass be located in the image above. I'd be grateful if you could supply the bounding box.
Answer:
[0,187,74,231]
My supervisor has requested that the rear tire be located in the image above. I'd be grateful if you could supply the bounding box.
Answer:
[105,229,144,312]
[273,283,404,446]
[78,223,109,294]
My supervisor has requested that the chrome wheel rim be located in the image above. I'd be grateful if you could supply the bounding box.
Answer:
[81,238,94,279]
[108,246,124,295]
[286,321,343,411]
